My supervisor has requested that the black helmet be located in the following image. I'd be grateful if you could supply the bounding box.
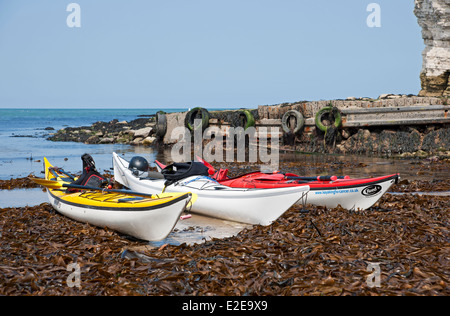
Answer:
[128,156,149,177]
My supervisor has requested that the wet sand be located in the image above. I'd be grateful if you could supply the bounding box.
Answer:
[0,157,449,296]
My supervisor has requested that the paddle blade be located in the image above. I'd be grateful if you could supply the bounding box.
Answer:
[29,177,63,189]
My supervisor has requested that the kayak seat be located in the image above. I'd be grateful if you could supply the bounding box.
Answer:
[161,162,210,186]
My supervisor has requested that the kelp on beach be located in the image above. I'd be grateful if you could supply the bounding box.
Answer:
[0,176,40,190]
[0,188,448,296]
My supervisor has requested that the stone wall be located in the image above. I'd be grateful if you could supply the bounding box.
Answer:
[414,0,450,97]
[256,96,449,157]
[257,95,447,120]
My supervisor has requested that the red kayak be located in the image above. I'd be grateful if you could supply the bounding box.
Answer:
[155,159,399,211]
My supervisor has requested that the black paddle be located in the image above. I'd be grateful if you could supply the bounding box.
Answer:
[31,178,156,198]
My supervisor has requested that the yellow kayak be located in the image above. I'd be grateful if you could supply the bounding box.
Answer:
[37,157,194,241]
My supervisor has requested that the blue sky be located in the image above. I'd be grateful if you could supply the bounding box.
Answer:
[0,0,423,109]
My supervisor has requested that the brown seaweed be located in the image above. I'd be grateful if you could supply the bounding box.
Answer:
[0,176,40,190]
[1,188,448,296]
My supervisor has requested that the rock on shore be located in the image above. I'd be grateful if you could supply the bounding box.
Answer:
[414,0,450,97]
[48,118,157,146]
[336,126,450,157]
[289,124,450,158]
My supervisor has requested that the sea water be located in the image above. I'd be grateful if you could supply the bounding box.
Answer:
[0,108,184,179]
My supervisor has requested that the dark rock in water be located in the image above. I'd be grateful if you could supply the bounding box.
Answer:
[138,114,155,118]
[47,117,156,146]
[10,134,36,138]
[85,135,100,144]
[44,127,55,130]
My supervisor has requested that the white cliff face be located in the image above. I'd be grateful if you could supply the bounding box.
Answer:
[414,0,450,96]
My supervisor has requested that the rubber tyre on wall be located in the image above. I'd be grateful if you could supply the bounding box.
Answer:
[315,106,342,132]
[185,107,210,132]
[155,111,167,138]
[232,110,255,130]
[281,110,304,135]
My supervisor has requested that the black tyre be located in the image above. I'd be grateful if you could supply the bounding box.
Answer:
[232,110,255,130]
[281,110,304,134]
[315,106,342,132]
[155,111,167,138]
[185,107,210,131]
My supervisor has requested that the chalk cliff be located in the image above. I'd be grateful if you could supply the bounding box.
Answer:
[414,0,450,96]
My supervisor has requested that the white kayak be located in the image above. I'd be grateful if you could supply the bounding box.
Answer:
[112,152,309,226]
